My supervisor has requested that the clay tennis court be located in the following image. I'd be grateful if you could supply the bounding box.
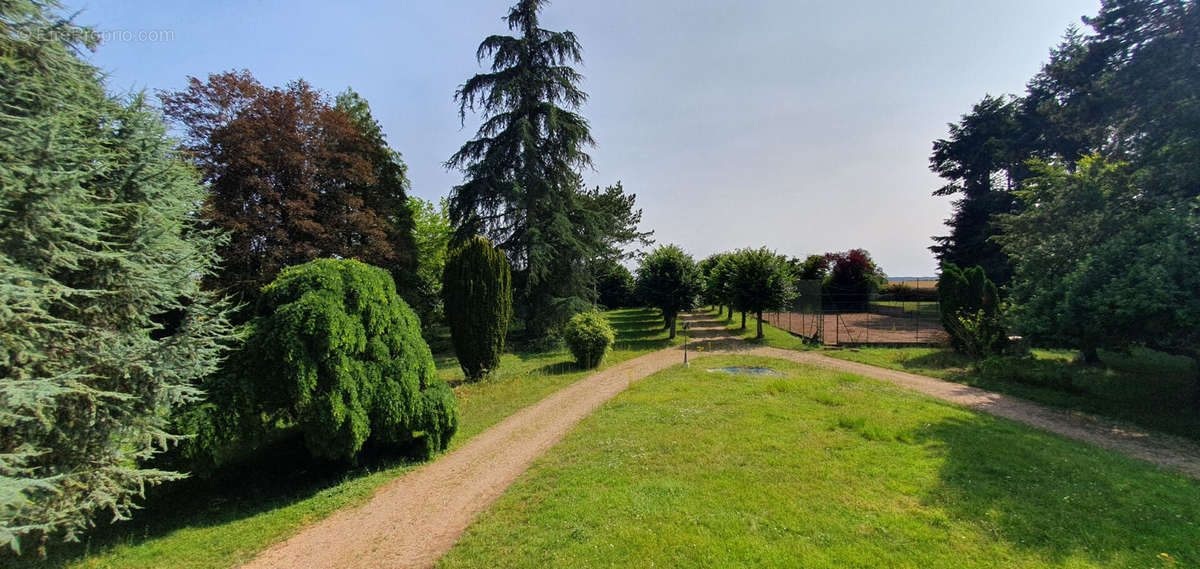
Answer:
[762,307,946,345]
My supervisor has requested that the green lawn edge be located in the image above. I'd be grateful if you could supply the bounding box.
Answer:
[25,308,679,569]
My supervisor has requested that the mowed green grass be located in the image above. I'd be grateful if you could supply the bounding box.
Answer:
[22,308,678,569]
[824,346,1200,442]
[728,311,1200,442]
[438,355,1200,569]
[710,307,811,351]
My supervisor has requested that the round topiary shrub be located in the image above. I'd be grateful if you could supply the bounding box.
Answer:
[563,311,615,369]
[239,259,457,461]
[443,236,513,381]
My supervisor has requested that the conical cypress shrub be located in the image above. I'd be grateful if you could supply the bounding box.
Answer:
[443,237,513,381]
[938,263,1006,356]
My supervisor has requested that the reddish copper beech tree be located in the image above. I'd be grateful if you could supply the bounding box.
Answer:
[160,70,415,306]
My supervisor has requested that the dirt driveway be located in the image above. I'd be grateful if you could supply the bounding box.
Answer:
[242,312,1200,569]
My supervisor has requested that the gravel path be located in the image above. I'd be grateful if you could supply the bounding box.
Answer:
[746,346,1200,479]
[241,313,722,569]
[241,312,1200,569]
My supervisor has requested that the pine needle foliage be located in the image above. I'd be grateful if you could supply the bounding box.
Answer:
[443,237,513,381]
[231,260,458,462]
[446,0,597,337]
[0,0,233,554]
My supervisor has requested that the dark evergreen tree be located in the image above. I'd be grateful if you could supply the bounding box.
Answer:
[446,0,597,337]
[929,95,1027,286]
[937,263,1006,357]
[443,237,514,381]
[594,259,635,309]
[0,1,232,552]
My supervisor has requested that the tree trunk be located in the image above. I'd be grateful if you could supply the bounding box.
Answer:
[1081,345,1101,365]
[717,305,723,317]
[756,310,764,339]
[727,305,733,322]
[668,313,677,339]
[741,311,746,330]
[1193,367,1200,412]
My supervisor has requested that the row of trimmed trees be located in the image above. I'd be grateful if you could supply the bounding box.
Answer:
[629,245,891,340]
[633,246,794,340]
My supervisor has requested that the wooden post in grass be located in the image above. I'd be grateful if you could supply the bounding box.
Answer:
[682,322,690,367]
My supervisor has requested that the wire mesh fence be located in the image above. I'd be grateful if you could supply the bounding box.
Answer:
[760,281,947,346]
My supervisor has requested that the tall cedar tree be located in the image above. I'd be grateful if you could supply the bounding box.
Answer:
[160,72,415,309]
[447,0,598,336]
[0,1,232,553]
[928,95,1027,286]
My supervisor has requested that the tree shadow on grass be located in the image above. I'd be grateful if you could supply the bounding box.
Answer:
[894,350,973,373]
[12,434,424,569]
[944,358,1200,441]
[532,359,584,376]
[915,415,1200,566]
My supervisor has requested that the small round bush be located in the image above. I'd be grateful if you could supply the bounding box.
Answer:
[563,311,615,368]
[238,259,457,461]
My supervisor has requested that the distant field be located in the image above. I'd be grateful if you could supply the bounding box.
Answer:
[888,279,937,289]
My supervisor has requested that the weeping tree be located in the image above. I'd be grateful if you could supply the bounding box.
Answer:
[0,1,233,553]
[227,260,457,461]
[446,0,596,337]
[443,237,514,381]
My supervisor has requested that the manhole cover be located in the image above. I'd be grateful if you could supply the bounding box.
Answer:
[706,366,783,376]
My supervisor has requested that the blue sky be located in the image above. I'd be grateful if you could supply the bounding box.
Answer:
[66,0,1099,276]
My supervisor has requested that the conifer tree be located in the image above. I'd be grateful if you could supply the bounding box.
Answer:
[0,1,232,552]
[443,237,514,381]
[447,0,596,336]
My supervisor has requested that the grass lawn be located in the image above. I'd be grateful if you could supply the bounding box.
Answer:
[870,300,940,318]
[438,355,1200,569]
[709,307,811,351]
[823,345,1200,442]
[724,311,1200,443]
[19,308,678,569]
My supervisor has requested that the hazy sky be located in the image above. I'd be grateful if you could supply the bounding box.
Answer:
[65,0,1099,277]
